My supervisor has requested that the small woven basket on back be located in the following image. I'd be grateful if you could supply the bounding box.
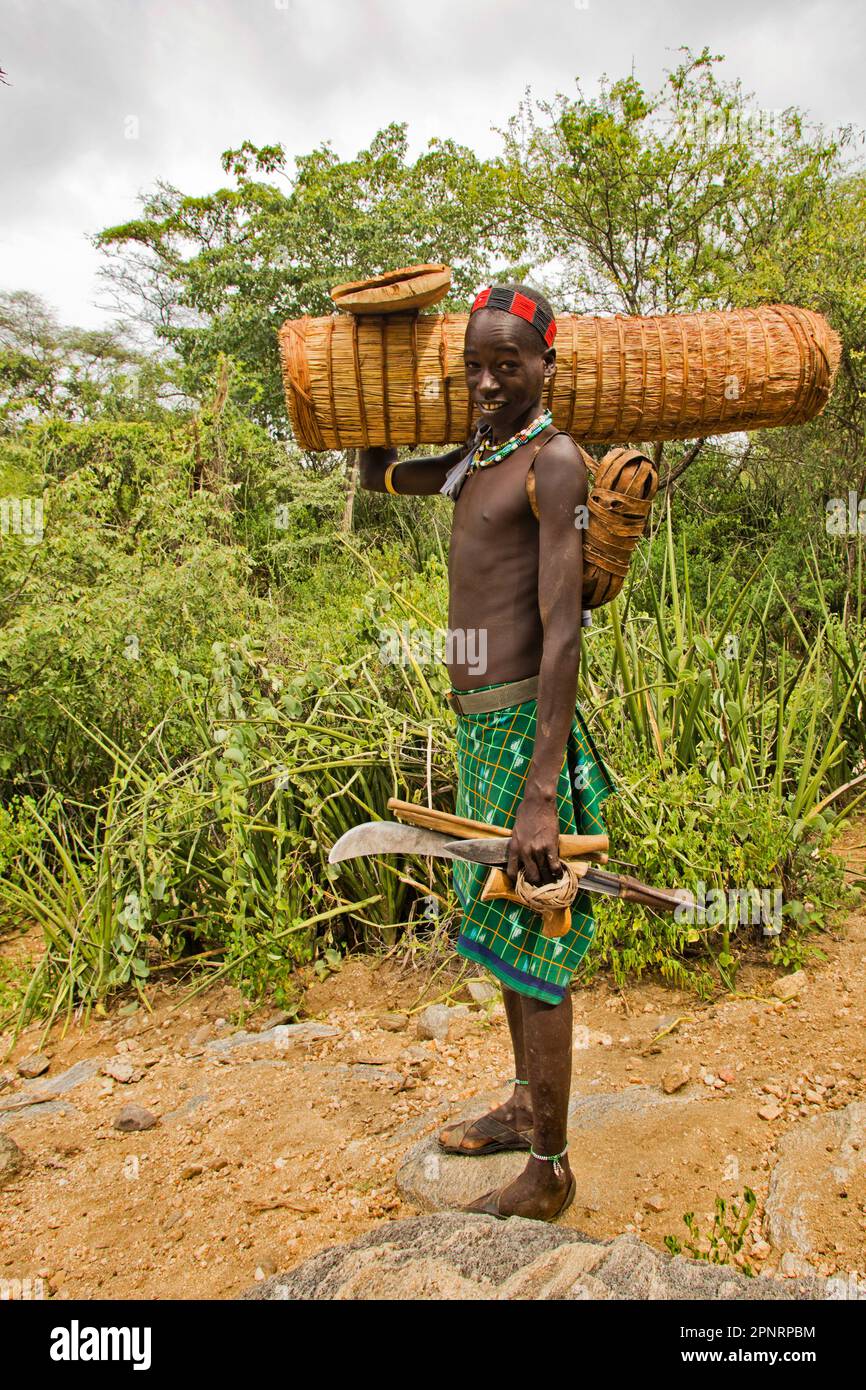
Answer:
[525,442,658,607]
[583,447,659,606]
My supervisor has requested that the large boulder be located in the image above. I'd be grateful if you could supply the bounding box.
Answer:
[764,1102,866,1255]
[240,1212,830,1301]
[396,1084,698,1214]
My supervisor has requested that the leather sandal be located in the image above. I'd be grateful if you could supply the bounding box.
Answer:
[462,1174,577,1222]
[438,1112,533,1157]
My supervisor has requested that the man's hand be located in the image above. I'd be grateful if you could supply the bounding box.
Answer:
[507,788,562,887]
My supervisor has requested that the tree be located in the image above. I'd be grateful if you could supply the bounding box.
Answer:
[500,48,862,528]
[0,290,174,428]
[502,48,851,318]
[95,125,524,435]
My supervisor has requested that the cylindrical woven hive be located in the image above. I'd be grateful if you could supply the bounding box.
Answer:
[278,305,840,451]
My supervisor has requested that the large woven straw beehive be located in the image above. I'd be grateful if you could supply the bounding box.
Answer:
[279,301,840,452]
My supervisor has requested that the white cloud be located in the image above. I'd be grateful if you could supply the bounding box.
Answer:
[1,0,863,328]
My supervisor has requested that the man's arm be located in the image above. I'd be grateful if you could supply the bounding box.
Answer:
[507,437,587,887]
[359,443,469,496]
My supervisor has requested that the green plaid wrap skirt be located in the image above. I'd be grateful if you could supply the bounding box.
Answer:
[452,681,615,1005]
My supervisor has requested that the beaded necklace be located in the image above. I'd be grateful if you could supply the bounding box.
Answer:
[469,408,553,475]
[439,407,554,502]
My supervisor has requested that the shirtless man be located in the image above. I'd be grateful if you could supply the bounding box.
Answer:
[358,284,612,1221]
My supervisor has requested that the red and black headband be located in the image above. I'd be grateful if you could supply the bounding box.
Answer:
[470,286,557,347]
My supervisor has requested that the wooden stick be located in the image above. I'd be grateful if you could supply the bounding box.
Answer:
[386,797,609,859]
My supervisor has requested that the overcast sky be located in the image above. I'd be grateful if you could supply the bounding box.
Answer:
[2,0,864,328]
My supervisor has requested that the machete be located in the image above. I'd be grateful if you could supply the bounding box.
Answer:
[328,821,697,916]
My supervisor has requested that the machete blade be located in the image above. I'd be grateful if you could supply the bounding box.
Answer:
[328,822,464,864]
[441,837,512,865]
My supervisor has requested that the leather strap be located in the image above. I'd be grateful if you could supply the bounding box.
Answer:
[447,674,540,715]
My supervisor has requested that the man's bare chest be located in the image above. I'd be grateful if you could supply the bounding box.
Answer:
[450,449,538,549]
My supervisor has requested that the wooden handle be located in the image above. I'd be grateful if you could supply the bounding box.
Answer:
[387,798,609,860]
[617,876,695,915]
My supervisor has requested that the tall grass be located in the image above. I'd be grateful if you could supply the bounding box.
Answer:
[2,510,863,1027]
[0,639,456,1033]
[583,502,866,827]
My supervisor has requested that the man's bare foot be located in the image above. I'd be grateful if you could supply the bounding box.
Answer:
[438,1088,533,1154]
[463,1157,575,1221]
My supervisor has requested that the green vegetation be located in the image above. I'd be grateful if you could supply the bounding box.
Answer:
[0,50,863,1033]
[664,1188,760,1275]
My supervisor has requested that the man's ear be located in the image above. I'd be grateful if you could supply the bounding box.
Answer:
[543,348,557,380]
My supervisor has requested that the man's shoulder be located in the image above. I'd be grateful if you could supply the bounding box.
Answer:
[532,431,590,501]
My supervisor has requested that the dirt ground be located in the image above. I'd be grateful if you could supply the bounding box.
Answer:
[1,822,865,1300]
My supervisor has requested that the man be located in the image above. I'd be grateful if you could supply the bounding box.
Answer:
[359,284,613,1221]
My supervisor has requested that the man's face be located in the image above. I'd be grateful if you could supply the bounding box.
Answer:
[463,309,555,437]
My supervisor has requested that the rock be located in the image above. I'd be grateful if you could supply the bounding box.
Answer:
[32,1059,100,1094]
[17,1053,50,1079]
[181,1164,203,1180]
[780,1251,812,1277]
[764,1102,866,1257]
[415,1005,451,1042]
[0,1072,15,1093]
[258,1011,294,1032]
[239,1212,832,1301]
[378,1012,407,1032]
[0,1099,77,1129]
[701,1073,717,1087]
[644,1194,666,1213]
[574,1027,613,1048]
[496,1243,612,1300]
[467,982,496,1006]
[758,1103,783,1121]
[0,1059,102,1114]
[102,1057,136,1084]
[772,971,807,1001]
[398,1085,697,1214]
[662,1065,690,1094]
[206,1021,339,1055]
[717,1068,735,1084]
[0,1133,26,1184]
[162,1094,210,1125]
[403,1046,433,1079]
[656,1014,683,1031]
[113,1104,158,1132]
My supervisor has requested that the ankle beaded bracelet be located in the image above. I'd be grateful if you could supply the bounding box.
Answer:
[509,1077,530,1086]
[530,1144,569,1179]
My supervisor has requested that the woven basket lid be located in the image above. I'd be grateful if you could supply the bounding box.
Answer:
[330,263,452,315]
